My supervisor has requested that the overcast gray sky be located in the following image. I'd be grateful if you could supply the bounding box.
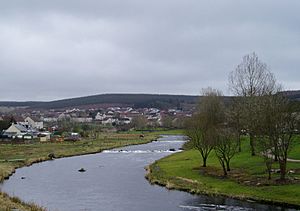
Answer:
[0,0,299,101]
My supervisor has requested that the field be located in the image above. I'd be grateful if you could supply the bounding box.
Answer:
[147,136,300,208]
[289,136,300,160]
[0,132,156,211]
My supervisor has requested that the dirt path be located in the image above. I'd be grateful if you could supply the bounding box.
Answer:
[263,152,300,163]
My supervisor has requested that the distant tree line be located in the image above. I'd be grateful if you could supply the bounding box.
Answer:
[26,94,198,110]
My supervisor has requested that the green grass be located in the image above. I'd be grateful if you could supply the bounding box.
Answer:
[147,136,300,207]
[0,132,156,211]
[289,136,300,160]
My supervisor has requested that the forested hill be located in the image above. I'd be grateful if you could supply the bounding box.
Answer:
[1,91,299,110]
[0,94,199,109]
[281,90,300,101]
[0,101,44,107]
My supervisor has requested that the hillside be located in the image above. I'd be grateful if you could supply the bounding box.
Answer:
[281,90,300,101]
[0,91,299,110]
[0,101,44,107]
[0,94,199,110]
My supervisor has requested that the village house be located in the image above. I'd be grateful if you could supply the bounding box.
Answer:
[101,117,116,125]
[2,123,29,138]
[21,117,44,129]
[116,117,131,125]
[94,112,106,121]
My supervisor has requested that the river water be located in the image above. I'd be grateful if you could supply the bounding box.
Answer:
[0,135,297,211]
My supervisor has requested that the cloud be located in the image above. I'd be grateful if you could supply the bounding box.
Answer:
[0,0,299,100]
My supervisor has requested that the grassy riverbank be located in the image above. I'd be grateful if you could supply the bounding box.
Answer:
[147,136,300,208]
[0,132,157,211]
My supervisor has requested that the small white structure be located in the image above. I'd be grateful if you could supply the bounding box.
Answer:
[39,131,51,142]
[42,117,58,122]
[94,112,103,121]
[72,117,93,123]
[95,113,114,122]
[102,117,116,125]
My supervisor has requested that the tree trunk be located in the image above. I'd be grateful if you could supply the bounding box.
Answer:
[266,160,272,180]
[249,134,256,156]
[238,134,241,152]
[274,144,279,162]
[279,160,287,181]
[222,163,227,176]
[202,156,207,167]
[226,160,230,171]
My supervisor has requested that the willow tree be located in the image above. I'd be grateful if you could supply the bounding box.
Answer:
[229,52,277,156]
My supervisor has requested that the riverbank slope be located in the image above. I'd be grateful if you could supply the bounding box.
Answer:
[146,137,300,208]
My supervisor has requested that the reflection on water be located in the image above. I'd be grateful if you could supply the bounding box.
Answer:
[0,135,297,211]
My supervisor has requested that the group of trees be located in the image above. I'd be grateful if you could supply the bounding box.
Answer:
[186,52,298,180]
[186,88,239,176]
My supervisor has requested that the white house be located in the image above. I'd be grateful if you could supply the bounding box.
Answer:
[94,112,104,121]
[3,123,28,138]
[116,117,131,125]
[102,117,116,125]
[25,117,43,129]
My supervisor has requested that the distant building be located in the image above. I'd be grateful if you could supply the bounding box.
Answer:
[102,117,116,125]
[42,117,58,122]
[2,123,28,138]
[23,117,44,129]
[72,117,93,123]
[94,112,104,121]
[38,131,51,142]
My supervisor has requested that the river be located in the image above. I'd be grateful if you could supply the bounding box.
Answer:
[0,135,297,211]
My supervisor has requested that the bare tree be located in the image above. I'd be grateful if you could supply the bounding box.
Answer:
[161,115,174,129]
[185,115,214,167]
[214,128,239,176]
[229,52,277,156]
[131,115,148,130]
[272,95,296,181]
[185,87,224,167]
[257,135,274,180]
[257,93,297,180]
[227,98,243,152]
